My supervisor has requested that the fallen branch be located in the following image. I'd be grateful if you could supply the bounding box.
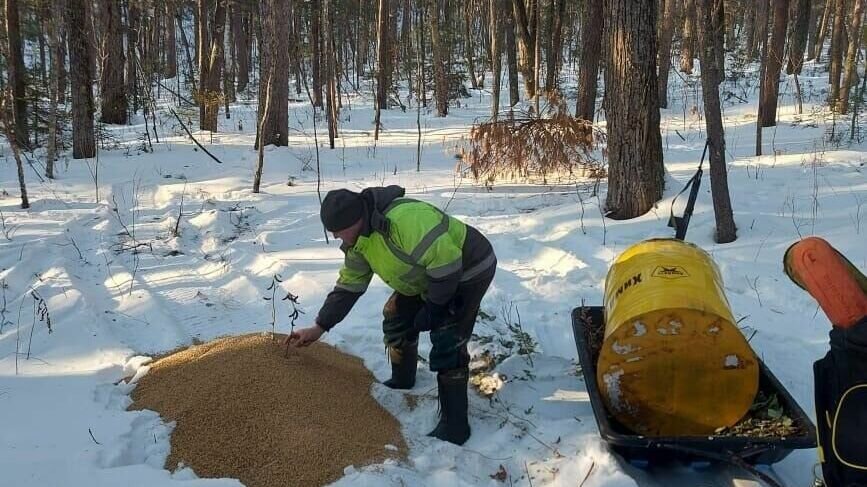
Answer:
[167,107,224,164]
[88,428,101,445]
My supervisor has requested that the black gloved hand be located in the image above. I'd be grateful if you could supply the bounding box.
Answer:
[414,302,449,332]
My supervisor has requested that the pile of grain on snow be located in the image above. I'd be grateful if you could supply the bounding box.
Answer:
[130,333,406,487]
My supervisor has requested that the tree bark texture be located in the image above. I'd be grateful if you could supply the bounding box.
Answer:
[505,3,520,106]
[828,0,847,106]
[680,0,696,73]
[4,0,28,147]
[512,0,537,98]
[257,0,290,147]
[657,0,677,108]
[695,0,736,242]
[839,0,865,113]
[759,0,789,127]
[786,0,812,74]
[66,0,96,159]
[99,0,127,124]
[576,0,603,120]
[199,0,226,132]
[430,0,449,116]
[603,0,665,220]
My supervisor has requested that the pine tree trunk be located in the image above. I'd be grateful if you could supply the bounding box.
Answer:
[4,0,29,148]
[828,0,847,107]
[0,92,29,208]
[232,4,249,92]
[66,0,96,159]
[511,0,537,98]
[197,0,210,122]
[46,0,62,179]
[99,0,127,125]
[505,3,520,106]
[466,7,479,89]
[751,0,770,61]
[312,0,324,108]
[58,23,67,104]
[657,0,677,108]
[200,0,227,132]
[292,5,302,95]
[712,0,725,75]
[696,0,736,243]
[38,15,48,90]
[546,0,566,93]
[375,0,390,111]
[604,0,665,219]
[128,4,141,113]
[165,2,178,79]
[680,0,696,73]
[814,0,833,60]
[839,0,865,113]
[490,0,502,120]
[787,0,812,74]
[806,0,824,61]
[576,0,602,120]
[324,0,337,147]
[430,0,449,116]
[257,0,290,147]
[743,0,757,57]
[759,0,788,127]
[84,1,97,82]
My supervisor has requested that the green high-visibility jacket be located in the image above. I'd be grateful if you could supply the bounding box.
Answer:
[316,186,495,330]
[336,197,466,297]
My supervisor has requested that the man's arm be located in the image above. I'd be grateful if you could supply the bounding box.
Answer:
[316,249,373,330]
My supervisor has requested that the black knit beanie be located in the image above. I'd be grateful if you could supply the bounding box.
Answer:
[320,189,364,232]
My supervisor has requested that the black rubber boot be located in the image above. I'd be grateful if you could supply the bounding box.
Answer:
[428,369,470,445]
[383,343,418,390]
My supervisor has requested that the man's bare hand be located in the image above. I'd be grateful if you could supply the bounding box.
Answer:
[285,324,325,348]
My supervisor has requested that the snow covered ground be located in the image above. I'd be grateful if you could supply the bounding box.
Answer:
[1,60,865,487]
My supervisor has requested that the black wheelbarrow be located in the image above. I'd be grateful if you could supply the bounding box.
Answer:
[571,306,817,469]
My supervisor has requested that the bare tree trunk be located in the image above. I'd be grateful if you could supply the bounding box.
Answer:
[375,0,390,110]
[814,0,833,60]
[38,14,48,91]
[751,0,770,61]
[466,7,479,89]
[46,0,63,179]
[256,0,289,147]
[828,0,847,107]
[200,0,227,132]
[680,0,696,73]
[66,0,96,159]
[84,0,98,84]
[324,0,337,147]
[165,2,178,79]
[712,0,724,75]
[231,4,249,92]
[604,0,665,220]
[99,0,127,124]
[839,0,865,113]
[576,0,602,120]
[127,3,141,113]
[4,0,29,148]
[806,0,825,61]
[490,0,502,120]
[430,0,449,116]
[58,22,68,104]
[759,0,789,127]
[787,0,812,74]
[743,0,757,56]
[696,0,736,242]
[533,0,541,112]
[756,22,769,155]
[312,0,324,108]
[505,3,520,106]
[545,0,566,93]
[197,0,210,119]
[1,93,29,208]
[512,0,537,98]
[657,0,677,108]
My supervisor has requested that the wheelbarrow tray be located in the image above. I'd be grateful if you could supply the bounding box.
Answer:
[571,306,817,465]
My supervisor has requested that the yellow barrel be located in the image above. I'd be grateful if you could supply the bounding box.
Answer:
[597,239,758,436]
